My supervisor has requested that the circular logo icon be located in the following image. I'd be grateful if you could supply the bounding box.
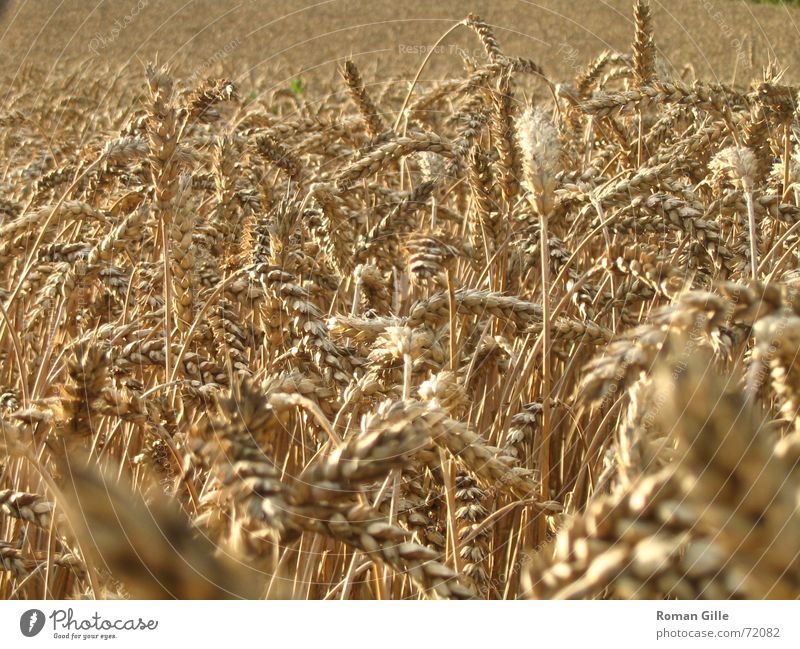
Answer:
[20,609,45,637]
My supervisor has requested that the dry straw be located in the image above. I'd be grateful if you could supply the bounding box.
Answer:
[1,2,799,600]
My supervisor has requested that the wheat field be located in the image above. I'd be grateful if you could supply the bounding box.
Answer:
[1,2,800,600]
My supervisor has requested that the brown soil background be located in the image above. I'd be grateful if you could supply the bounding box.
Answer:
[1,1,800,91]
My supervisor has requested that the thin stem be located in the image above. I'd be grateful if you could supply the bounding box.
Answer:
[538,210,552,536]
[783,123,792,202]
[439,448,462,574]
[446,268,458,373]
[393,21,466,134]
[745,190,758,279]
[161,218,173,389]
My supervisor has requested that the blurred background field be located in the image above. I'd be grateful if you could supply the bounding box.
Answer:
[1,1,800,90]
